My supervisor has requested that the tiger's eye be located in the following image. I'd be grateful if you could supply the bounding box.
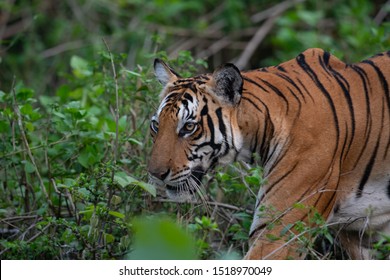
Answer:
[150,120,159,133]
[185,122,195,131]
[179,122,198,137]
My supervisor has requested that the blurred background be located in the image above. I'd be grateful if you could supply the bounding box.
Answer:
[0,0,389,260]
[1,0,389,92]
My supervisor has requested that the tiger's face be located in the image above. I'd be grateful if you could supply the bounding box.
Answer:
[148,59,244,201]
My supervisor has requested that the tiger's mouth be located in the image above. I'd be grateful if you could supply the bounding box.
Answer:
[164,167,205,201]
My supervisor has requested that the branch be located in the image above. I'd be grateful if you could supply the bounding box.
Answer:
[11,78,55,215]
[154,198,254,214]
[39,40,85,59]
[235,0,305,69]
[374,0,390,25]
[102,38,120,166]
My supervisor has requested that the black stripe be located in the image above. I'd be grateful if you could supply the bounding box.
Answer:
[296,53,340,148]
[241,96,263,113]
[276,73,307,102]
[277,65,287,72]
[183,92,193,102]
[207,114,215,143]
[296,78,315,103]
[259,119,273,165]
[323,51,330,66]
[350,65,371,137]
[243,76,269,92]
[362,59,390,158]
[243,91,268,110]
[356,139,380,198]
[215,108,226,141]
[250,127,260,162]
[387,179,390,199]
[327,65,355,158]
[362,59,390,114]
[216,107,230,157]
[259,78,289,112]
[349,64,373,168]
[380,94,390,159]
[200,103,208,116]
[266,141,292,176]
[272,74,303,115]
[338,121,350,165]
[264,163,298,197]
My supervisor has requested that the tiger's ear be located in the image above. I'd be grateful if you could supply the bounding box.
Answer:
[154,59,180,86]
[212,63,243,106]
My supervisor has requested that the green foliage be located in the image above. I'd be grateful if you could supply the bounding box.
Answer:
[1,0,389,260]
[373,234,390,260]
[0,49,157,259]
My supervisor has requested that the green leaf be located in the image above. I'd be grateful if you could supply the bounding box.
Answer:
[122,69,142,77]
[114,172,156,197]
[280,223,294,237]
[118,115,127,132]
[108,210,125,219]
[70,55,92,78]
[77,145,100,168]
[52,111,66,119]
[113,171,137,187]
[245,176,260,186]
[110,195,122,206]
[0,120,9,133]
[133,181,156,197]
[0,90,5,102]
[77,149,92,168]
[293,202,306,209]
[16,88,34,101]
[105,233,115,244]
[128,138,143,147]
[23,160,36,173]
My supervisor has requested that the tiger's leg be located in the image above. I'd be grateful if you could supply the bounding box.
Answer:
[245,217,307,259]
[245,150,340,259]
[245,198,337,260]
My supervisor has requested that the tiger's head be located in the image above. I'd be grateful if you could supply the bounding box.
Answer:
[148,59,245,201]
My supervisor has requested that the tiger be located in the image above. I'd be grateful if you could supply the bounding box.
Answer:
[147,48,390,259]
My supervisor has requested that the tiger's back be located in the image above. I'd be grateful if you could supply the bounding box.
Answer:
[149,48,390,259]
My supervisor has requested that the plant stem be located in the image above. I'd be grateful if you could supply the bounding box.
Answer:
[11,78,55,215]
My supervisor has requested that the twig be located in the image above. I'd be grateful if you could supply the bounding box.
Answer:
[235,0,305,69]
[374,0,390,25]
[0,215,39,222]
[102,38,120,166]
[0,135,72,159]
[154,198,254,214]
[0,217,47,257]
[26,224,51,243]
[250,0,305,23]
[11,78,55,215]
[100,38,120,248]
[51,178,79,222]
[39,40,85,59]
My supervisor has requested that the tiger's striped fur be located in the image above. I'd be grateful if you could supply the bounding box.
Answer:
[148,48,390,259]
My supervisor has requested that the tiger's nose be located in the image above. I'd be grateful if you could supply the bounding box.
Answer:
[149,168,170,181]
